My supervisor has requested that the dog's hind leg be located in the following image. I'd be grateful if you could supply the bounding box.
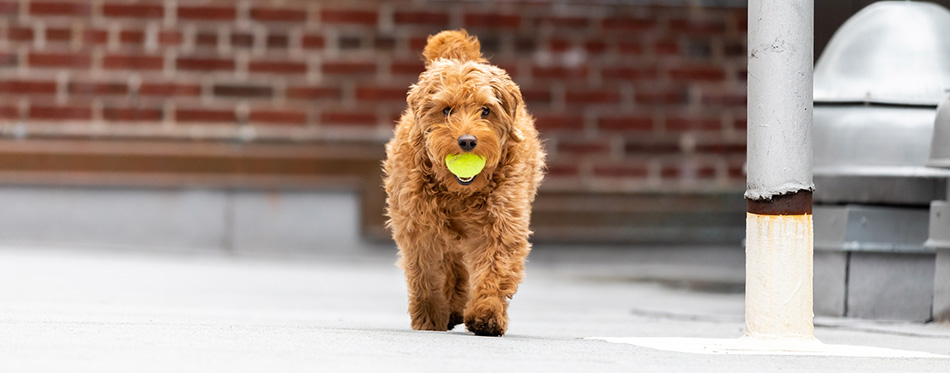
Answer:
[398,241,450,331]
[442,250,469,330]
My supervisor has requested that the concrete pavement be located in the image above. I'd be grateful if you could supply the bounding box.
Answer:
[0,245,948,372]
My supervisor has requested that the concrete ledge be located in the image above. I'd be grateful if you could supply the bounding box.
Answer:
[0,186,363,255]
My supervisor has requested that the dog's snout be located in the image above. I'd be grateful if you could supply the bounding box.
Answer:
[457,134,477,152]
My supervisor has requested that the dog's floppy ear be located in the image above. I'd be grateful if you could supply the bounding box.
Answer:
[423,29,486,65]
[491,73,525,143]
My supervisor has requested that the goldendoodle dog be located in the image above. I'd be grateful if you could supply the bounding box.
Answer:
[383,29,545,337]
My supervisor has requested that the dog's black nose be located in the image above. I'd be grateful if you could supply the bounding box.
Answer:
[458,134,477,152]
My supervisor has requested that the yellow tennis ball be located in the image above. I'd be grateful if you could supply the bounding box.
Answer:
[445,153,486,178]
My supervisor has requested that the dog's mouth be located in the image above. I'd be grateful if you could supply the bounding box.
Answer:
[455,175,475,185]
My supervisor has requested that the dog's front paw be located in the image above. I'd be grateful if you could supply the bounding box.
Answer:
[447,312,464,330]
[464,299,508,336]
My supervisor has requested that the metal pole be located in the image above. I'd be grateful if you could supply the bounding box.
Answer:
[745,0,815,340]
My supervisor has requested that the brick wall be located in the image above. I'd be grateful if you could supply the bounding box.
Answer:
[0,0,747,194]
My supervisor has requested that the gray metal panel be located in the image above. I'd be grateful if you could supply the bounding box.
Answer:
[925,200,950,250]
[814,206,847,251]
[0,187,228,251]
[842,206,930,252]
[930,98,950,168]
[934,248,950,323]
[847,252,935,322]
[814,173,947,205]
[814,251,848,317]
[813,205,930,253]
[813,106,935,169]
[814,2,950,105]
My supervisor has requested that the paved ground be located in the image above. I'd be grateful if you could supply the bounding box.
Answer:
[0,244,948,372]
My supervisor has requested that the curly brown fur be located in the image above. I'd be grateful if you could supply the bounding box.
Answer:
[383,29,545,337]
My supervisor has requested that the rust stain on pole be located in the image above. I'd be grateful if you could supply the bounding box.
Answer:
[746,190,813,215]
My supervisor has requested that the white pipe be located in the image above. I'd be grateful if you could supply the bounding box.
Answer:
[746,0,814,200]
[745,0,815,340]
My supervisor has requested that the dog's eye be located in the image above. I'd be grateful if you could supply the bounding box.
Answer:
[481,107,491,117]
[442,107,452,116]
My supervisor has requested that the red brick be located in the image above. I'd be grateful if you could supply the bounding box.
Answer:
[617,41,643,55]
[103,54,164,70]
[465,13,520,28]
[302,34,325,49]
[728,162,745,179]
[176,108,235,123]
[602,67,658,81]
[102,3,163,18]
[695,143,746,154]
[654,39,679,55]
[231,33,254,47]
[545,163,580,177]
[120,30,145,44]
[593,165,648,178]
[68,81,128,95]
[661,166,681,179]
[670,18,726,35]
[558,140,610,155]
[177,57,234,71]
[724,42,746,57]
[598,115,652,131]
[625,141,680,154]
[83,29,109,44]
[249,61,307,74]
[394,11,449,26]
[249,109,308,125]
[734,117,747,130]
[688,164,718,179]
[30,1,90,16]
[212,84,273,99]
[0,79,57,94]
[0,1,18,15]
[522,89,552,105]
[266,34,289,49]
[602,17,655,31]
[29,52,91,68]
[0,105,18,118]
[46,28,71,42]
[0,52,16,67]
[535,115,583,131]
[30,105,92,120]
[669,66,726,82]
[355,86,406,102]
[549,39,572,52]
[667,116,722,131]
[321,9,377,25]
[634,87,687,105]
[322,61,375,75]
[321,110,376,126]
[103,107,163,121]
[195,32,217,46]
[391,61,424,76]
[532,66,587,80]
[409,37,427,52]
[565,89,620,104]
[286,86,341,100]
[250,7,307,22]
[139,82,201,96]
[535,15,588,28]
[159,31,182,45]
[701,92,746,107]
[178,6,236,20]
[8,27,34,41]
[585,41,607,54]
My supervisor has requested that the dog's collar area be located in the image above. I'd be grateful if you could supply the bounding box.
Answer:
[455,175,475,185]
